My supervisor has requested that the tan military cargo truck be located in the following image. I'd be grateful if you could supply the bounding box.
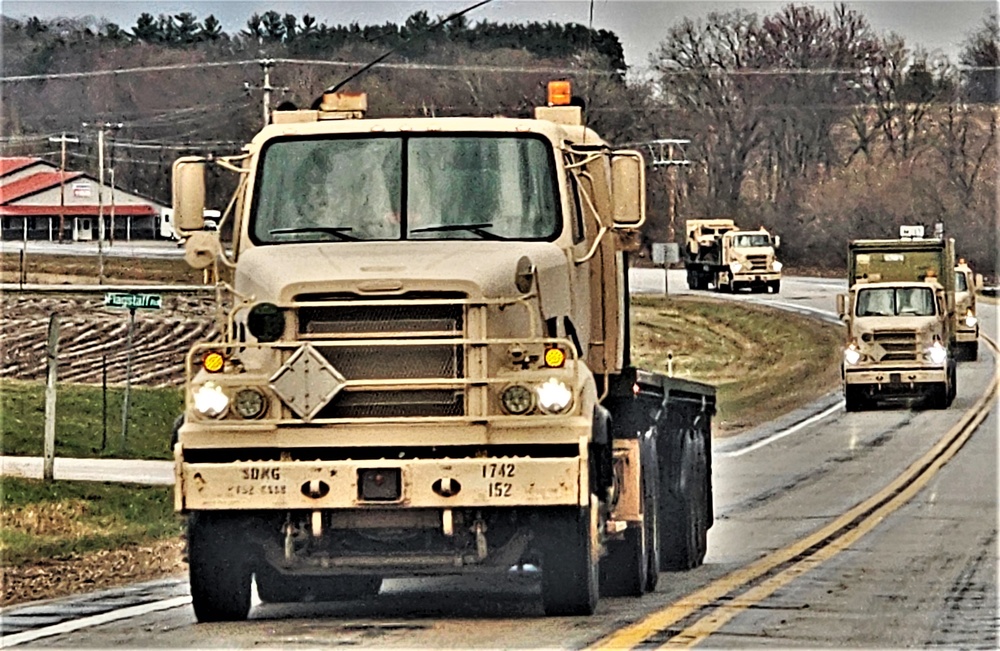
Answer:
[837,232,957,411]
[683,218,782,293]
[170,82,716,622]
[954,259,982,361]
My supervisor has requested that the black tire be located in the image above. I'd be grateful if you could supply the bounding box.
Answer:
[769,280,781,294]
[188,513,253,622]
[599,526,646,598]
[927,383,949,410]
[540,506,599,616]
[659,431,709,571]
[256,566,382,603]
[946,362,957,406]
[643,483,660,592]
[962,341,979,362]
[844,386,866,413]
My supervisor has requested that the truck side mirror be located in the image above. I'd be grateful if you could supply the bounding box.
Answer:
[172,157,207,234]
[773,235,781,249]
[836,293,847,319]
[610,151,645,228]
[975,273,984,290]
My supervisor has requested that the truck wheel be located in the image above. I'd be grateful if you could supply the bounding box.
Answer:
[540,505,599,616]
[686,270,697,290]
[927,383,950,410]
[963,341,979,362]
[599,526,646,597]
[256,567,382,603]
[844,386,866,412]
[643,485,660,592]
[946,362,957,406]
[659,433,708,571]
[188,513,253,622]
[769,280,781,294]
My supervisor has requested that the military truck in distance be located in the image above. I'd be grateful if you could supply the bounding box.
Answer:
[170,82,716,622]
[683,218,782,293]
[837,229,957,411]
[954,259,982,361]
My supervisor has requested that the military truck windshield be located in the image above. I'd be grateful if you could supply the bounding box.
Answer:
[856,287,936,317]
[731,233,771,247]
[251,135,559,243]
[955,271,968,292]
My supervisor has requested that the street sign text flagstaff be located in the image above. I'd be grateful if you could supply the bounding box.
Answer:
[104,293,162,310]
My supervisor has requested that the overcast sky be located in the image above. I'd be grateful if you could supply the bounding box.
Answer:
[3,1,995,70]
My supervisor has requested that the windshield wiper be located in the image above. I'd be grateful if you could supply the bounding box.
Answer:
[269,226,359,242]
[409,222,499,239]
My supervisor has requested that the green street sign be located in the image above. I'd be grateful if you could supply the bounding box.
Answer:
[104,293,162,310]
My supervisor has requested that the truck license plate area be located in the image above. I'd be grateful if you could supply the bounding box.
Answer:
[890,372,901,383]
[358,468,401,501]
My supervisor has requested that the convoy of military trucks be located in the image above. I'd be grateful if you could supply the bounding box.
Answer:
[165,78,984,622]
[170,81,717,621]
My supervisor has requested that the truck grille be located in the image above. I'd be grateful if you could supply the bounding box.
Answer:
[870,330,919,362]
[745,255,769,271]
[295,293,466,418]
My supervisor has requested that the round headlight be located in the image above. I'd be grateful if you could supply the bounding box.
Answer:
[536,378,573,414]
[730,262,743,274]
[772,260,783,272]
[193,381,229,418]
[234,388,266,419]
[844,347,861,365]
[965,314,978,328]
[248,303,285,343]
[501,384,534,415]
[927,343,947,365]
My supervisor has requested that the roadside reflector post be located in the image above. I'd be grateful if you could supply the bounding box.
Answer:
[43,314,60,482]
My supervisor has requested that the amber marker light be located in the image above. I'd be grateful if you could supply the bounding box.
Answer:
[202,351,225,373]
[544,347,566,368]
[548,80,572,106]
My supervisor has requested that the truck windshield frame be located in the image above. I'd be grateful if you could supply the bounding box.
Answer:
[855,286,937,317]
[249,133,562,245]
[730,233,771,248]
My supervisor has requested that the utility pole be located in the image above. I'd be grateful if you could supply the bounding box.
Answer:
[84,122,123,281]
[47,133,79,244]
[261,58,274,127]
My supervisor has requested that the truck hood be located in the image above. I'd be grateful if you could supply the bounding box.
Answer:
[234,241,572,312]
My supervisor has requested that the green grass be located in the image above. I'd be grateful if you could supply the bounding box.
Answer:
[1,381,181,460]
[631,295,843,433]
[0,477,183,567]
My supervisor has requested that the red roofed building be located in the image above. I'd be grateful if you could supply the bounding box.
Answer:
[0,157,169,242]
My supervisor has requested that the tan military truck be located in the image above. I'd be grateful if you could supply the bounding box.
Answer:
[683,218,782,293]
[170,82,716,622]
[954,259,982,361]
[837,232,957,411]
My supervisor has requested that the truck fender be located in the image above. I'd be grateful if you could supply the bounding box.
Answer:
[590,405,614,501]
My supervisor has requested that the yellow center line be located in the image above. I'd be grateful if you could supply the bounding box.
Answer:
[589,336,998,651]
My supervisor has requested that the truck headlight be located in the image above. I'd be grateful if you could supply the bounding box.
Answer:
[772,260,783,272]
[965,311,977,328]
[926,342,947,365]
[500,384,534,415]
[844,346,861,366]
[193,381,229,418]
[730,262,743,274]
[234,388,267,419]
[536,378,573,414]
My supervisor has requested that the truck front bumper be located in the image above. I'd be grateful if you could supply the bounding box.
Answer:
[956,327,979,343]
[733,272,780,284]
[177,456,582,511]
[844,366,947,386]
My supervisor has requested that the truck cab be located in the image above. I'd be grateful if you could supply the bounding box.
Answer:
[169,83,716,622]
[954,259,982,360]
[683,218,781,293]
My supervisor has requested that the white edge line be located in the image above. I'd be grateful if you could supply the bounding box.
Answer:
[719,401,845,459]
[1,596,191,648]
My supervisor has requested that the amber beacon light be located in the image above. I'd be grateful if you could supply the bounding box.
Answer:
[547,80,572,106]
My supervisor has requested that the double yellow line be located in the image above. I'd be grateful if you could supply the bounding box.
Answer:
[590,336,999,650]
